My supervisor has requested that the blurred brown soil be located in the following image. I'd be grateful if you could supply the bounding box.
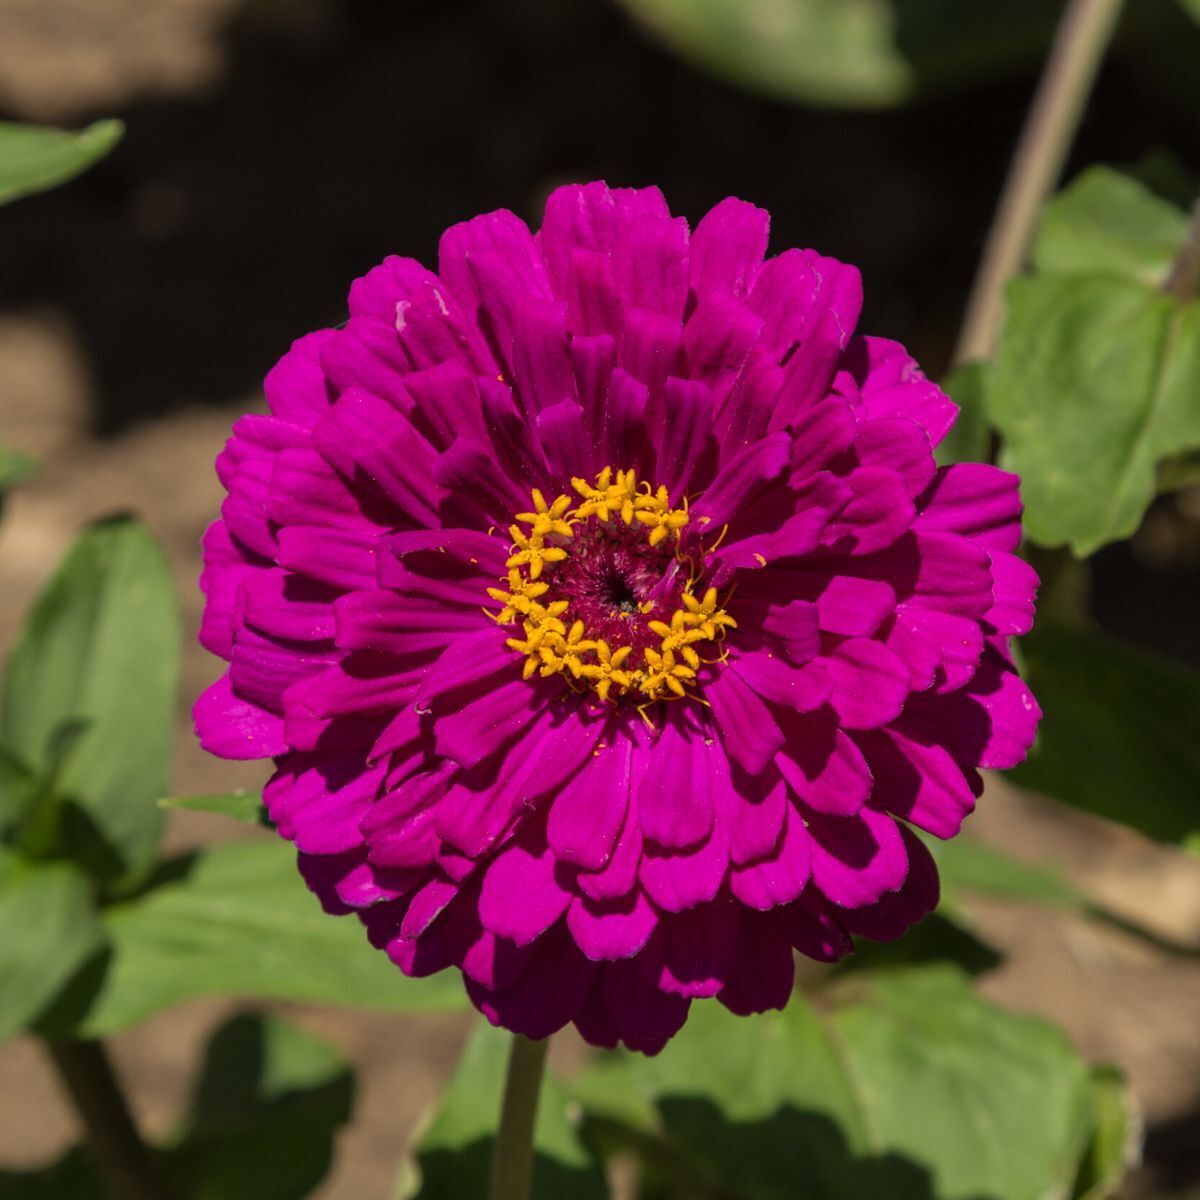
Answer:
[2,2,1200,1197]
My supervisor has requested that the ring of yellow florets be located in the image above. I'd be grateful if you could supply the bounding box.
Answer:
[486,468,736,705]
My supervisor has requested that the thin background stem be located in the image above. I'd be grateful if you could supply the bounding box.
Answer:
[43,1038,172,1200]
[489,1034,549,1200]
[953,0,1127,368]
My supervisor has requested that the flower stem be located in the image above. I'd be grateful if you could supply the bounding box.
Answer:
[1164,198,1200,301]
[953,0,1126,367]
[489,1033,549,1200]
[43,1038,173,1200]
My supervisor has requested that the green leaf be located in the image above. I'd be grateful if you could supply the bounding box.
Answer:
[1033,167,1191,286]
[0,856,104,1043]
[1012,622,1200,848]
[39,838,467,1039]
[0,1014,352,1200]
[400,1020,605,1200]
[936,362,992,466]
[573,966,1095,1200]
[611,0,1058,109]
[929,835,1085,910]
[990,274,1200,555]
[168,1012,353,1200]
[0,446,36,495]
[0,120,123,206]
[160,792,266,826]
[1072,1066,1137,1200]
[1,517,180,882]
[1179,0,1200,26]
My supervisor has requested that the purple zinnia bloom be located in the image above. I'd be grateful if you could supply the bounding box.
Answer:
[195,184,1040,1053]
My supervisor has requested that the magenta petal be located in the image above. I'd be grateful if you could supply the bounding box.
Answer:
[808,806,907,909]
[985,550,1039,636]
[784,891,854,962]
[263,330,336,427]
[576,797,645,902]
[638,717,717,850]
[194,674,287,760]
[434,680,541,767]
[548,740,633,870]
[856,727,978,839]
[657,900,740,997]
[468,922,597,1041]
[567,890,659,960]
[915,463,1024,552]
[690,196,770,298]
[725,770,787,866]
[903,650,1040,770]
[479,831,573,947]
[593,958,691,1051]
[823,638,910,730]
[706,666,785,774]
[718,913,796,1015]
[815,576,896,638]
[733,651,833,713]
[264,753,385,855]
[693,431,791,526]
[840,826,940,941]
[639,815,729,913]
[775,710,872,816]
[729,803,812,909]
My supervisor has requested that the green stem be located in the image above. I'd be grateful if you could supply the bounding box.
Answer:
[953,0,1126,368]
[489,1033,549,1200]
[43,1038,173,1200]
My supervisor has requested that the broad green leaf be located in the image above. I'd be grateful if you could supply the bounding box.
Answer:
[1033,167,1191,286]
[991,274,1200,554]
[39,837,467,1039]
[1,517,180,881]
[612,0,1058,109]
[1012,622,1200,848]
[160,792,266,826]
[0,120,123,206]
[573,966,1095,1200]
[936,362,992,466]
[168,1012,353,1200]
[400,1021,605,1200]
[1179,0,1200,25]
[1072,1066,1137,1200]
[0,1014,352,1200]
[0,857,104,1043]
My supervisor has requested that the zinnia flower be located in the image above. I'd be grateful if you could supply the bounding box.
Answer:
[195,183,1040,1053]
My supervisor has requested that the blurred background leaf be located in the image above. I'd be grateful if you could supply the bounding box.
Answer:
[573,965,1107,1200]
[400,1020,605,1200]
[1,517,180,885]
[0,1013,352,1200]
[611,0,1081,110]
[38,838,467,1040]
[0,855,104,1044]
[1032,166,1191,285]
[0,120,123,207]
[991,272,1200,555]
[1012,622,1200,850]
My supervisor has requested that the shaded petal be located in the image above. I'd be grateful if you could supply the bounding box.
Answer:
[808,806,908,909]
[194,673,287,760]
[567,890,658,960]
